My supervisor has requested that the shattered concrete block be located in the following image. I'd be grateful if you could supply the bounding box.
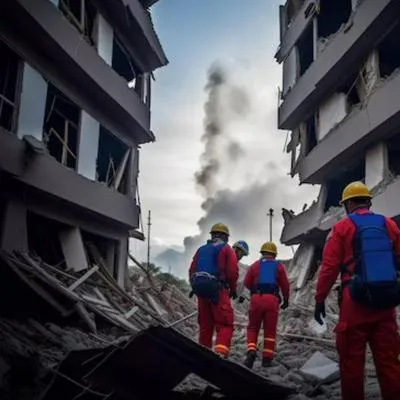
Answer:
[308,317,327,336]
[300,351,339,383]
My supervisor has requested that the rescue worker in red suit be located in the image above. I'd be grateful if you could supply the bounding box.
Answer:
[314,181,400,400]
[189,223,238,358]
[242,242,290,369]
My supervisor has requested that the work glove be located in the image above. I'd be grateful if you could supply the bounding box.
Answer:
[314,302,326,325]
[238,296,245,304]
[280,299,289,310]
[189,291,194,299]
[230,291,238,300]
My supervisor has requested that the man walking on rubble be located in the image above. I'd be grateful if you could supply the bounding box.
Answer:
[233,241,250,302]
[242,242,290,369]
[314,181,400,400]
[189,223,238,358]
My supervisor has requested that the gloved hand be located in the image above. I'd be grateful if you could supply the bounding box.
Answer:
[280,299,289,310]
[314,302,326,325]
[189,291,194,299]
[238,296,245,304]
[230,291,238,300]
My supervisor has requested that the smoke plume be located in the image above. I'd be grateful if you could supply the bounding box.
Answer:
[154,62,317,276]
[194,63,249,199]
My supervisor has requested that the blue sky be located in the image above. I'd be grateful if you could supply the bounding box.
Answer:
[131,1,318,273]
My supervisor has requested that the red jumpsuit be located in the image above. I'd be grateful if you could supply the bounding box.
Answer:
[244,256,290,360]
[189,242,238,357]
[316,208,400,400]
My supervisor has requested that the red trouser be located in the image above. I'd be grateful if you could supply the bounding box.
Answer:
[197,289,234,356]
[246,294,279,359]
[336,315,400,400]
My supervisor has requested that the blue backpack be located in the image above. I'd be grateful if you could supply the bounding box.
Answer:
[190,242,226,304]
[343,213,400,309]
[255,259,279,295]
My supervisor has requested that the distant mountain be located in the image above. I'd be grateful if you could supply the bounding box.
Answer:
[154,248,186,274]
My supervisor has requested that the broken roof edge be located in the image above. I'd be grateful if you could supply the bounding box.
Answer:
[124,1,169,69]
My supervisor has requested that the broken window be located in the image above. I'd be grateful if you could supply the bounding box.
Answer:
[387,133,400,176]
[43,84,81,170]
[27,212,65,267]
[317,0,352,39]
[112,36,139,87]
[356,52,379,101]
[59,0,97,46]
[324,161,365,211]
[377,22,400,79]
[0,41,22,132]
[97,127,130,194]
[297,22,314,76]
[111,36,151,104]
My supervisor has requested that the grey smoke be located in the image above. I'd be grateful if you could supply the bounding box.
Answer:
[155,64,299,276]
[227,141,244,161]
[195,63,249,198]
[194,65,226,197]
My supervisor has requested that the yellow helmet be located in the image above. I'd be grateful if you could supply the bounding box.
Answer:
[210,223,230,236]
[260,241,277,255]
[340,181,372,204]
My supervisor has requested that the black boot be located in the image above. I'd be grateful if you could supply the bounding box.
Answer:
[244,350,256,369]
[262,357,272,368]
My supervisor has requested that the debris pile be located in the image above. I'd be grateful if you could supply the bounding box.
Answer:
[0,247,295,399]
[0,248,201,398]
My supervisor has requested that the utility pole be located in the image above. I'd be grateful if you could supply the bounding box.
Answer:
[267,208,274,242]
[147,210,151,268]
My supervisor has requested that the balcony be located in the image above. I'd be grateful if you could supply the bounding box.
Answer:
[0,0,154,145]
[276,0,317,63]
[298,69,400,184]
[93,0,168,71]
[278,0,398,130]
[281,176,400,245]
[0,130,139,232]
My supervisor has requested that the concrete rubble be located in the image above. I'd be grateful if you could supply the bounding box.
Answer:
[0,248,200,398]
[0,245,398,399]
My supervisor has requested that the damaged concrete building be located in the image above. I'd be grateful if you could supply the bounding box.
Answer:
[276,0,400,297]
[0,0,168,288]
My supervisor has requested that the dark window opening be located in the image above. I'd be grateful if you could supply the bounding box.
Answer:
[43,84,81,170]
[387,133,400,176]
[378,22,400,79]
[317,0,352,39]
[324,161,365,211]
[82,231,117,278]
[97,127,129,194]
[0,41,21,132]
[297,23,314,76]
[112,37,139,85]
[338,73,360,109]
[304,114,317,155]
[59,0,97,45]
[27,212,65,267]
